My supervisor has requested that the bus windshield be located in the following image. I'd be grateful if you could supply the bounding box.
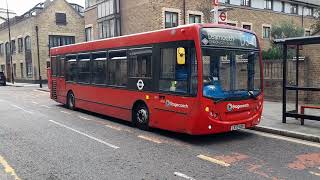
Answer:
[201,28,262,101]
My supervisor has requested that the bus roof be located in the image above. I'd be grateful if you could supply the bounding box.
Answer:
[50,23,256,56]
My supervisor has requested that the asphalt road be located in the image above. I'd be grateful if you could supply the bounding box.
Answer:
[0,86,320,180]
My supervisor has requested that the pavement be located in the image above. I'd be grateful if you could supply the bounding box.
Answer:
[1,86,320,179]
[254,101,320,143]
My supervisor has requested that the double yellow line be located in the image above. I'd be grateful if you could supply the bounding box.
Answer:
[0,155,21,180]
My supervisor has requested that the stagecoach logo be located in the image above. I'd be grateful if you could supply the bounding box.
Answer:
[165,100,189,109]
[137,79,144,90]
[227,103,250,112]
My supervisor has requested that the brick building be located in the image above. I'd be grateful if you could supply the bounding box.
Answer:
[0,0,85,83]
[84,0,319,50]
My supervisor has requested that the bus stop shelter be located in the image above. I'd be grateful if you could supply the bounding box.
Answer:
[274,35,320,125]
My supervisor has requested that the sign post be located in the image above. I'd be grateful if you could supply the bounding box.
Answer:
[213,0,219,23]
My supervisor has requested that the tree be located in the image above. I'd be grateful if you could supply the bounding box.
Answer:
[263,21,304,60]
[311,8,320,34]
[271,21,304,39]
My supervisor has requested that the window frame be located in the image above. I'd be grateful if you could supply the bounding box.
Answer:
[165,11,179,28]
[189,14,201,24]
[55,13,67,25]
[128,47,153,79]
[262,26,271,39]
[241,0,251,7]
[264,0,273,10]
[290,3,298,14]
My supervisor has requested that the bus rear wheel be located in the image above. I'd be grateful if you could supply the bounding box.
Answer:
[134,104,149,130]
[67,92,76,110]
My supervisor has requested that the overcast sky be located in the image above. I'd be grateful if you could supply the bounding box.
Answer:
[0,0,85,15]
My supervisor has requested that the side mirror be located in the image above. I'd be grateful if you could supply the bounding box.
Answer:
[177,47,186,65]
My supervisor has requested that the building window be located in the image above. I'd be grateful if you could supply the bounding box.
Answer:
[20,63,24,78]
[225,0,230,4]
[243,24,252,30]
[1,65,5,72]
[290,4,298,14]
[49,35,75,48]
[263,26,271,39]
[13,63,16,77]
[189,14,201,24]
[55,13,67,25]
[0,43,3,56]
[282,2,285,12]
[97,0,117,18]
[25,36,31,51]
[241,0,251,7]
[165,11,179,28]
[26,62,33,77]
[18,38,23,53]
[85,27,93,41]
[85,0,95,8]
[264,0,273,10]
[11,40,16,54]
[98,18,120,39]
[305,30,311,36]
[305,7,313,16]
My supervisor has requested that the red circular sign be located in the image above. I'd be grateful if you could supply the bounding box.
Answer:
[219,12,227,21]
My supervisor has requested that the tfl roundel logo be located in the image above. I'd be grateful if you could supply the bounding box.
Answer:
[227,104,233,112]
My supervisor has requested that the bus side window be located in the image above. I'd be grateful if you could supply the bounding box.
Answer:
[66,55,77,82]
[78,54,91,84]
[159,48,188,93]
[60,57,65,77]
[128,48,152,78]
[108,50,127,87]
[92,52,107,85]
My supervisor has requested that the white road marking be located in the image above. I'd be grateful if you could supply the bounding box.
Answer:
[138,135,162,144]
[33,90,49,93]
[32,102,39,105]
[174,172,196,180]
[242,129,320,148]
[197,154,230,167]
[49,120,119,149]
[40,105,51,109]
[105,124,122,131]
[309,171,320,176]
[79,116,92,121]
[61,111,72,115]
[10,104,33,114]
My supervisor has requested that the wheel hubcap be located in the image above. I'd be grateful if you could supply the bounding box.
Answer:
[137,109,147,124]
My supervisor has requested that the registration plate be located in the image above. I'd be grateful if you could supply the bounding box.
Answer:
[231,124,245,131]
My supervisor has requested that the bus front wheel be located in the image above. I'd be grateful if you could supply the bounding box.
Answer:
[67,92,76,110]
[134,104,149,130]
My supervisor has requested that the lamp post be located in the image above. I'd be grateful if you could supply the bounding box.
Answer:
[5,0,14,84]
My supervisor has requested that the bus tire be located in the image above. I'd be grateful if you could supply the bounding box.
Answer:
[133,103,149,130]
[67,91,76,110]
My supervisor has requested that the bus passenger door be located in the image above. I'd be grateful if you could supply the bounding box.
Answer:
[56,56,66,103]
[151,43,198,133]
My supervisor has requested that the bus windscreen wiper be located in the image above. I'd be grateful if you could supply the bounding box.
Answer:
[248,91,258,100]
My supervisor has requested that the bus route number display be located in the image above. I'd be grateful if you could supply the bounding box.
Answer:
[201,28,258,49]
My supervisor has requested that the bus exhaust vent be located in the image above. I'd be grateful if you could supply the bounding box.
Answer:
[52,80,57,100]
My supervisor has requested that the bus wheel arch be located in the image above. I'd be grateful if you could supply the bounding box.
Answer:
[67,90,76,110]
[132,100,150,130]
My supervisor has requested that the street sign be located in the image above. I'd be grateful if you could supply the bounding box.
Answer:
[219,11,227,24]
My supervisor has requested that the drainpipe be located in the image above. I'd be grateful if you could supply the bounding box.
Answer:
[36,26,42,88]
[183,0,186,25]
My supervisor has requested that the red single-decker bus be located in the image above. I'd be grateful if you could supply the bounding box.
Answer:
[49,24,264,135]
